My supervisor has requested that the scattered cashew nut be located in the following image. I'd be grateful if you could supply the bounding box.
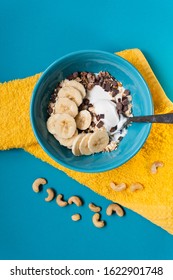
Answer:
[110,182,127,192]
[106,203,124,217]
[92,213,105,228]
[151,161,164,174]
[45,188,55,202]
[89,203,101,212]
[68,196,82,206]
[32,178,47,193]
[130,183,143,192]
[71,214,81,221]
[56,194,68,207]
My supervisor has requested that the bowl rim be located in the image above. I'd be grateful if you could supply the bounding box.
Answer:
[30,49,153,173]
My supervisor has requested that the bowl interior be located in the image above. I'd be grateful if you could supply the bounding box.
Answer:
[30,51,153,172]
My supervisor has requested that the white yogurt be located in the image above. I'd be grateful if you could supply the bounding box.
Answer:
[87,85,128,140]
[87,85,112,103]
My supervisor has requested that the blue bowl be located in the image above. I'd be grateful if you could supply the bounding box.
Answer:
[30,50,153,173]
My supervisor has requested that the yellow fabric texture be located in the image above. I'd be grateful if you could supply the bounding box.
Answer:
[1,49,173,234]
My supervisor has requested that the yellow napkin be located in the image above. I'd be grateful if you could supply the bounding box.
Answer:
[1,49,173,234]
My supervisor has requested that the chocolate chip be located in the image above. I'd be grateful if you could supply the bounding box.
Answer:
[83,98,90,105]
[111,99,117,104]
[91,121,95,127]
[47,107,53,115]
[124,89,130,95]
[80,71,88,77]
[50,96,56,103]
[122,98,129,106]
[118,98,121,102]
[118,136,123,141]
[88,103,93,108]
[112,80,118,87]
[112,89,119,97]
[99,81,103,87]
[105,83,111,92]
[97,121,104,128]
[110,126,117,133]
[87,83,94,90]
[123,105,128,112]
[99,114,105,119]
[101,71,106,76]
[105,71,111,77]
[87,73,95,83]
[116,102,123,110]
[96,115,101,121]
[78,104,85,111]
[112,88,119,93]
[67,74,74,80]
[102,82,106,90]
[73,72,78,78]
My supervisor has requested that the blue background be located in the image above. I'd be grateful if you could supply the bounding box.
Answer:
[0,0,173,260]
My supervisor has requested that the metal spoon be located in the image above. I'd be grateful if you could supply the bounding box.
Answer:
[124,113,173,127]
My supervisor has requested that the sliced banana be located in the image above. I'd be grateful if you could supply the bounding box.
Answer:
[54,113,76,139]
[79,133,93,155]
[47,114,60,134]
[61,79,86,98]
[72,134,86,156]
[58,86,83,106]
[55,97,78,117]
[54,130,78,147]
[88,130,109,153]
[75,110,92,130]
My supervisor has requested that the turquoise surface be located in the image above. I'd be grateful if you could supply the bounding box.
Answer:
[0,0,173,260]
[30,50,153,172]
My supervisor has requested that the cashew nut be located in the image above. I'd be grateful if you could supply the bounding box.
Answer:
[68,196,82,206]
[32,178,47,193]
[106,203,124,217]
[130,183,143,192]
[56,194,68,207]
[45,188,55,202]
[92,213,105,228]
[71,214,81,221]
[110,182,126,192]
[89,203,101,212]
[151,161,164,174]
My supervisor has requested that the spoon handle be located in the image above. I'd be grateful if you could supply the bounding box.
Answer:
[129,113,173,124]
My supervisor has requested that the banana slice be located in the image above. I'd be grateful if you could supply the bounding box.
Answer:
[54,130,78,147]
[55,97,78,117]
[72,134,86,156]
[79,133,93,155]
[58,86,83,106]
[75,110,92,130]
[88,130,109,153]
[47,114,60,134]
[61,79,86,98]
[54,113,76,139]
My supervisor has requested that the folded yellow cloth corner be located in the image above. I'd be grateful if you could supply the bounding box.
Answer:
[1,49,173,234]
